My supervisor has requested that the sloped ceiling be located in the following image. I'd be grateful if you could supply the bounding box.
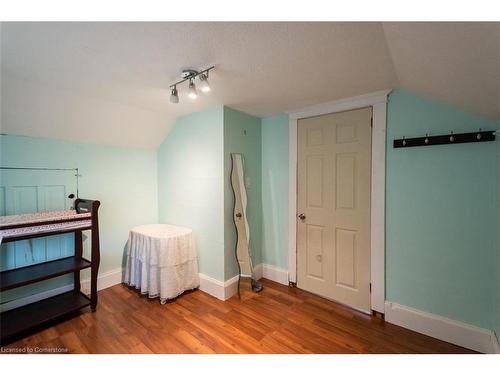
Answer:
[383,22,499,120]
[0,22,498,148]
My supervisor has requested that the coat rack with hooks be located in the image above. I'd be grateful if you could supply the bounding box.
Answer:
[393,129,496,148]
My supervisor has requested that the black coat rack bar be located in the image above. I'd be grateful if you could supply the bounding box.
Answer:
[393,130,496,148]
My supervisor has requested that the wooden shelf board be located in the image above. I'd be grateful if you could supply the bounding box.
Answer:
[0,256,92,292]
[0,290,91,344]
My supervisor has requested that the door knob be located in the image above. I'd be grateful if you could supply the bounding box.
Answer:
[297,213,306,221]
[235,212,242,218]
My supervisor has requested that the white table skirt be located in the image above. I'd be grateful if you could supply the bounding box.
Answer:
[124,224,200,302]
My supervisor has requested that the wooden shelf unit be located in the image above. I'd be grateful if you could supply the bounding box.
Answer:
[0,199,101,345]
[0,291,91,343]
[0,256,92,292]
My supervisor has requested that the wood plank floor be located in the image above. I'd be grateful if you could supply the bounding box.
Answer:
[2,279,475,354]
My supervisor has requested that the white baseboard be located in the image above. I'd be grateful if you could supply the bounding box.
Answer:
[233,263,288,285]
[0,268,122,313]
[261,264,289,285]
[223,275,239,300]
[81,268,122,295]
[198,273,239,301]
[198,263,288,301]
[385,301,497,354]
[492,331,500,354]
[198,273,225,300]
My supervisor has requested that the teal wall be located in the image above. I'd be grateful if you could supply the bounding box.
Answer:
[261,115,289,269]
[0,134,158,303]
[497,128,500,337]
[386,90,498,330]
[157,106,263,282]
[3,91,498,333]
[157,106,225,281]
[258,90,499,332]
[223,107,262,280]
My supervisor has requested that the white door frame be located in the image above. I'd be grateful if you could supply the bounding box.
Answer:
[287,89,391,313]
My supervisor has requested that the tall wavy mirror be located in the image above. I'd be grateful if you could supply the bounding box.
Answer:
[230,153,263,295]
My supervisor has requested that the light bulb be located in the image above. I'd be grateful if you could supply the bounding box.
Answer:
[188,79,198,99]
[169,86,179,104]
[199,73,211,93]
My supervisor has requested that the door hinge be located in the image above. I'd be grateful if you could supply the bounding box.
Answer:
[369,283,372,293]
[370,117,373,128]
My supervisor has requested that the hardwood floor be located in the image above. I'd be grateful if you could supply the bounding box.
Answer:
[2,279,475,354]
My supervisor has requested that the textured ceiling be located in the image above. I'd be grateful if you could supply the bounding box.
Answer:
[1,22,498,148]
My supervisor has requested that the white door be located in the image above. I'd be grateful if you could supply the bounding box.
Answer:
[296,107,372,312]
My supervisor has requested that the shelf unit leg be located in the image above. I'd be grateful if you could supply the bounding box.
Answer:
[90,256,99,311]
[90,204,100,312]
[74,230,83,292]
[90,250,99,311]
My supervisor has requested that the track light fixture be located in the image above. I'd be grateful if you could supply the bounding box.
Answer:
[199,73,211,92]
[169,86,179,103]
[188,79,198,99]
[169,66,214,104]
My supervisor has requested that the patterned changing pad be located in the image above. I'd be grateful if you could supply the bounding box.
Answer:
[0,210,91,228]
[0,210,92,243]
